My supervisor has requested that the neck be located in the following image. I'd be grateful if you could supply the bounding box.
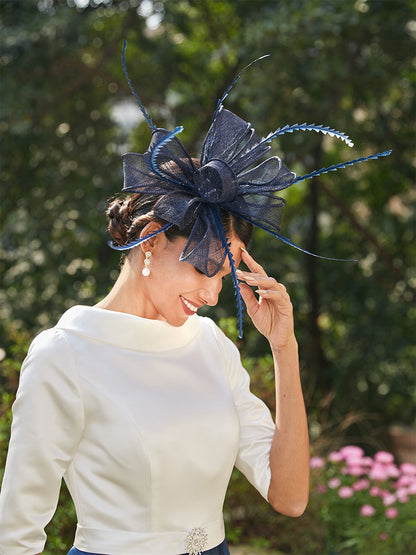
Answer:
[95,254,164,321]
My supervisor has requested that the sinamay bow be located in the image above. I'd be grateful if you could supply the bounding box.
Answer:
[110,41,391,338]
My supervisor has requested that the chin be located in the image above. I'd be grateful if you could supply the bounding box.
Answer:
[166,313,189,327]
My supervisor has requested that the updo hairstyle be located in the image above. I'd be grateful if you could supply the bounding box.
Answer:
[107,158,253,256]
[107,193,253,254]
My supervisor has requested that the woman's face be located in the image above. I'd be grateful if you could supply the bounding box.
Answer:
[137,232,245,327]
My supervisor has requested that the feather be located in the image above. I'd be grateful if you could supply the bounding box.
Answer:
[108,223,174,251]
[212,209,245,338]
[262,123,354,147]
[147,125,184,182]
[211,55,270,128]
[295,150,392,183]
[121,40,157,131]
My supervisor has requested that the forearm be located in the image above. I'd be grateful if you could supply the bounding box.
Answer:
[267,336,310,516]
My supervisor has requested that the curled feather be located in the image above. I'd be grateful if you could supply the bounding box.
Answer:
[148,125,184,182]
[263,123,354,147]
[108,223,174,251]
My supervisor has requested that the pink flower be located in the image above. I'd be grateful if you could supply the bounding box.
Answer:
[397,493,409,503]
[380,533,389,541]
[347,465,364,477]
[317,483,327,493]
[346,455,364,467]
[408,482,416,495]
[310,456,325,469]
[360,504,376,516]
[400,463,416,476]
[340,445,364,460]
[374,451,394,464]
[395,487,408,497]
[328,477,341,489]
[328,451,343,462]
[385,507,398,519]
[379,488,390,497]
[369,463,389,481]
[361,456,373,467]
[382,493,396,506]
[353,479,370,491]
[370,486,382,497]
[386,464,400,478]
[395,475,413,488]
[338,486,354,498]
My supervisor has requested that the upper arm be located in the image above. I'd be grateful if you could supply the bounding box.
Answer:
[0,329,84,555]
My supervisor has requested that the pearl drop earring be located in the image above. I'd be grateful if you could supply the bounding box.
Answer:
[142,251,151,276]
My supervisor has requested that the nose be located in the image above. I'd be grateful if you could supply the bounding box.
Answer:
[201,274,223,306]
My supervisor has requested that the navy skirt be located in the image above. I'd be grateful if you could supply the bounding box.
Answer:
[67,538,230,555]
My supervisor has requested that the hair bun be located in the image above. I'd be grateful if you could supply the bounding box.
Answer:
[107,198,131,245]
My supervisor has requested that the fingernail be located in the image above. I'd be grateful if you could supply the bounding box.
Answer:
[241,247,249,254]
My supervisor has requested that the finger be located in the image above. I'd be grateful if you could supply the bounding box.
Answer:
[239,282,261,316]
[257,289,292,310]
[255,289,290,302]
[241,249,268,276]
[237,271,281,290]
[236,269,265,282]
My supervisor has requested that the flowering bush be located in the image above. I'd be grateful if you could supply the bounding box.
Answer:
[310,447,416,554]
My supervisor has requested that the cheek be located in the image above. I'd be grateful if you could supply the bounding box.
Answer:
[154,261,197,293]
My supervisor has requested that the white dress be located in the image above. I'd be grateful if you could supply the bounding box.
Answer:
[0,306,276,555]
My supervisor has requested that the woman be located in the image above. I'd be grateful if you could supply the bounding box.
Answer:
[0,188,309,552]
[0,198,309,555]
[0,43,389,555]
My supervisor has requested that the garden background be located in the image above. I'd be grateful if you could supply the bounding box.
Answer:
[0,0,415,553]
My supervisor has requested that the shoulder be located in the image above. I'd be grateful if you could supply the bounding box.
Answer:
[196,315,242,367]
[197,316,238,348]
[25,304,92,361]
[26,324,75,363]
[20,317,79,388]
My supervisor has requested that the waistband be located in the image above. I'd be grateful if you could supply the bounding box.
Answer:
[74,519,225,555]
[68,538,229,555]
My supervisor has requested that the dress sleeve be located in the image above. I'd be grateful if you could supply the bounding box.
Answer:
[0,328,84,555]
[216,328,275,502]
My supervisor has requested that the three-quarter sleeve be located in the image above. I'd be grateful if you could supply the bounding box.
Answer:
[214,327,276,502]
[0,328,84,555]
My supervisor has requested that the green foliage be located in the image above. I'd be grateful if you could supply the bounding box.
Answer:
[0,0,415,552]
[310,449,416,554]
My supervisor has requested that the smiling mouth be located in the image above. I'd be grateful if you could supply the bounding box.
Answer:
[180,296,199,313]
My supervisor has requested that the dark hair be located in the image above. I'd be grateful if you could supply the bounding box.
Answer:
[107,194,252,251]
[107,158,253,253]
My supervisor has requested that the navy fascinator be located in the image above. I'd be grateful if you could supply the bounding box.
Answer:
[110,41,391,338]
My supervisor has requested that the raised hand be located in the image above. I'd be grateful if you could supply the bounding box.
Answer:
[236,249,295,350]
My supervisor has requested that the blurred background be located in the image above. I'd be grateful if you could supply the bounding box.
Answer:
[0,0,415,553]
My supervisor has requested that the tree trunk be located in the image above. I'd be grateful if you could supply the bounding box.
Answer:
[305,158,331,398]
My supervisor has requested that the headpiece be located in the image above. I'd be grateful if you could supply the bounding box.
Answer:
[110,41,391,337]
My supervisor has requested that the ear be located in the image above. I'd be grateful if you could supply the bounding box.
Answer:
[139,221,167,254]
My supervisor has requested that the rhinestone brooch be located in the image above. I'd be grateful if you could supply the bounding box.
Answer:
[184,526,208,555]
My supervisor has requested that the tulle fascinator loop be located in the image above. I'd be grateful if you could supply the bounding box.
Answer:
[110,40,392,338]
[194,160,239,204]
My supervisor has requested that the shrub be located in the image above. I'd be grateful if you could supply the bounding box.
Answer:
[310,447,416,554]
